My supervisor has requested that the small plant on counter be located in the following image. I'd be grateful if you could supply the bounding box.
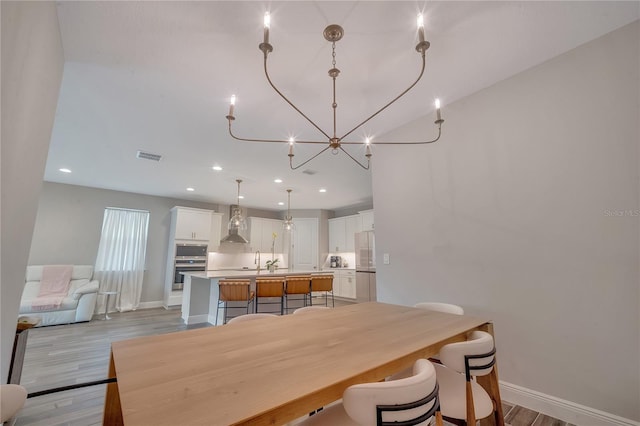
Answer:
[265,258,279,272]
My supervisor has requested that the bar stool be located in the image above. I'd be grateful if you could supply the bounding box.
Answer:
[255,277,286,315]
[216,279,254,325]
[284,275,312,314]
[311,274,334,307]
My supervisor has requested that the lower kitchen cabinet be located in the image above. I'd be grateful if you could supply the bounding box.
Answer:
[333,270,356,299]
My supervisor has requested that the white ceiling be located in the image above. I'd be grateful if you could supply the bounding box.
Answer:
[45,1,639,211]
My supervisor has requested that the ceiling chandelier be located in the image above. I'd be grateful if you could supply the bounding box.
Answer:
[282,189,294,231]
[226,12,445,170]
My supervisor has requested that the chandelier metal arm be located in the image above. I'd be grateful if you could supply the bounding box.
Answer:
[227,120,327,144]
[263,54,332,140]
[361,122,443,145]
[338,146,370,170]
[339,52,426,142]
[290,146,332,170]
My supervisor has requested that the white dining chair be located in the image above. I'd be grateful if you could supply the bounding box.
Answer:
[297,358,443,426]
[414,302,464,315]
[434,330,499,426]
[292,306,332,315]
[227,313,278,324]
[389,302,465,381]
[1,384,28,423]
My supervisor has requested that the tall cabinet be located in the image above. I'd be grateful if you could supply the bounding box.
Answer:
[164,207,222,308]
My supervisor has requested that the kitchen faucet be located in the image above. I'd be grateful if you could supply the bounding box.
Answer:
[254,250,261,271]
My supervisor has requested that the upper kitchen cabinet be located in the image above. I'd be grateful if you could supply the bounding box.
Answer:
[209,212,223,251]
[359,210,374,231]
[248,217,284,253]
[329,214,362,253]
[329,217,346,253]
[172,207,212,241]
[345,215,362,247]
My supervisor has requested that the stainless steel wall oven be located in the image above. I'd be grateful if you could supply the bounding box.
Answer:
[173,244,207,291]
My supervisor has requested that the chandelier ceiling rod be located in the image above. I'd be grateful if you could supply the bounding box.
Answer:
[226,12,444,170]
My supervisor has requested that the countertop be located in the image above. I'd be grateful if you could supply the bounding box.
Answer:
[185,269,330,279]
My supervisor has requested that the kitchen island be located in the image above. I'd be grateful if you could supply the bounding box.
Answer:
[181,269,328,324]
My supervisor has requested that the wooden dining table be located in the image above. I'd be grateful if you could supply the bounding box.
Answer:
[103,302,504,425]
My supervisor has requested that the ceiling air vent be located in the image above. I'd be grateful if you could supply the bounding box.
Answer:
[302,169,317,175]
[136,150,162,162]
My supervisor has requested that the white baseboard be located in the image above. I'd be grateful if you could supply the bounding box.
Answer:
[500,381,639,426]
[137,301,165,309]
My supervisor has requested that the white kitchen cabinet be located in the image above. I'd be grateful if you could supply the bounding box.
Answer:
[165,207,218,308]
[173,207,212,241]
[333,270,356,299]
[359,210,374,231]
[328,217,346,252]
[249,217,284,254]
[209,213,223,251]
[329,214,361,253]
[344,215,362,251]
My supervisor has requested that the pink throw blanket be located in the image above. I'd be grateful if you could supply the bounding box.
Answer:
[32,265,73,311]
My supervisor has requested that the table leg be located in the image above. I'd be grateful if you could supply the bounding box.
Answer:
[103,351,123,425]
[478,322,505,426]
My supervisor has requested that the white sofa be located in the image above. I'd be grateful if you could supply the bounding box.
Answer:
[19,265,99,326]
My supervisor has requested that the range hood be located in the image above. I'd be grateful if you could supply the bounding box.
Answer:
[221,205,248,244]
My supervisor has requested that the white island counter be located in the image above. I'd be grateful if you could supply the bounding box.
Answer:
[181,269,330,325]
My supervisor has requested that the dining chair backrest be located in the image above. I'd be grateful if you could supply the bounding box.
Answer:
[227,313,278,324]
[439,331,495,379]
[0,384,27,423]
[218,279,252,302]
[414,302,464,315]
[343,358,441,426]
[292,306,332,315]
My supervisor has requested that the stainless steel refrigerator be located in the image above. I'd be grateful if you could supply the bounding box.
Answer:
[355,231,377,302]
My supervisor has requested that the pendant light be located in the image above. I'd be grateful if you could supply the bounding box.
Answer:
[283,189,295,231]
[221,179,248,243]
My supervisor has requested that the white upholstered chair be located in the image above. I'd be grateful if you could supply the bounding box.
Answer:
[1,384,27,423]
[389,302,466,381]
[227,313,278,324]
[413,302,464,315]
[297,359,443,426]
[292,306,332,315]
[434,330,499,425]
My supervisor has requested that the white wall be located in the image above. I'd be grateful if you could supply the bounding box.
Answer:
[373,21,639,422]
[0,1,64,381]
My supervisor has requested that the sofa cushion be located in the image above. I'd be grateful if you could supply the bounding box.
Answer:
[19,296,79,313]
[26,265,93,282]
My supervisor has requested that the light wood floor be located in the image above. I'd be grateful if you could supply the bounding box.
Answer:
[15,303,573,426]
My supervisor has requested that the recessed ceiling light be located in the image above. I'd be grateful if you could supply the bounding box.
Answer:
[186,187,195,192]
[212,165,222,171]
[278,201,285,206]
[59,168,72,173]
[274,178,283,183]
[238,195,245,199]
[319,188,327,193]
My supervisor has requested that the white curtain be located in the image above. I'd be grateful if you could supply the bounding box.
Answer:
[94,208,149,313]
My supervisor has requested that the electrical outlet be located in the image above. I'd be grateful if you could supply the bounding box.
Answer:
[383,253,390,265]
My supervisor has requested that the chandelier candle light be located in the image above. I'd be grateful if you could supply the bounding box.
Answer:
[226,12,445,170]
